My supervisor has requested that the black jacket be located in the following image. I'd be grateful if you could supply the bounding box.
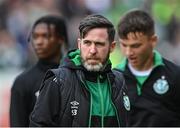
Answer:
[10,60,59,126]
[115,57,180,126]
[29,50,129,127]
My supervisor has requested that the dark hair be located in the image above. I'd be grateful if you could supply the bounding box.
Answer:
[29,15,68,48]
[79,14,115,42]
[117,9,155,39]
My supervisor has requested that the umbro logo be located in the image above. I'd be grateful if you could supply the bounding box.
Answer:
[70,101,79,106]
[70,101,79,116]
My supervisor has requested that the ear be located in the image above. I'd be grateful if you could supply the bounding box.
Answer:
[110,41,116,53]
[77,38,81,50]
[151,34,158,48]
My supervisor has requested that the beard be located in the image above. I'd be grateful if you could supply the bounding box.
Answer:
[83,61,103,71]
[81,53,110,72]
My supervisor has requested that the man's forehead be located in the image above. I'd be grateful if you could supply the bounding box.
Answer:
[127,32,145,39]
[82,38,108,43]
[34,23,55,30]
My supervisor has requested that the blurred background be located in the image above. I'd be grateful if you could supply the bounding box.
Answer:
[0,0,180,126]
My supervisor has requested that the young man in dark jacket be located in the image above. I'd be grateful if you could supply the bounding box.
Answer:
[29,14,129,127]
[115,9,180,126]
[10,15,68,127]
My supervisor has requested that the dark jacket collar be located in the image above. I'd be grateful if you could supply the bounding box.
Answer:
[37,59,59,72]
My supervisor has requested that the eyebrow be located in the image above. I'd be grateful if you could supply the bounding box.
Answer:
[82,39,107,43]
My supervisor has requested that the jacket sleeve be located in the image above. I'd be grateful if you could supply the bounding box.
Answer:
[29,75,61,126]
[10,77,30,126]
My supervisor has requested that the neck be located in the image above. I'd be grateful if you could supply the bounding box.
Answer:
[41,53,62,64]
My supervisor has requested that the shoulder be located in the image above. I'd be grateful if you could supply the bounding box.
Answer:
[163,58,180,74]
[161,58,180,86]
[112,69,125,83]
[12,66,37,90]
[14,64,39,81]
[112,69,124,78]
[111,69,125,88]
[40,67,75,91]
[46,67,74,82]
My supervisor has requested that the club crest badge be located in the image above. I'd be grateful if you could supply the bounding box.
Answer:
[153,76,169,95]
[123,93,130,111]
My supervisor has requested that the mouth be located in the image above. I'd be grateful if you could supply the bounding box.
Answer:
[35,47,43,51]
[128,57,137,63]
[86,58,100,65]
[35,49,45,54]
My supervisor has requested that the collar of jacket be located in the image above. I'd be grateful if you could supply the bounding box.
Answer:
[37,59,59,72]
[115,50,165,72]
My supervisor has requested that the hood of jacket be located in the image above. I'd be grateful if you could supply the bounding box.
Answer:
[60,49,113,82]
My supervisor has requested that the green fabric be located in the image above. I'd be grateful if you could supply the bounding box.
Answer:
[136,76,148,85]
[86,79,116,117]
[136,76,148,95]
[153,50,165,68]
[68,49,113,67]
[68,49,81,66]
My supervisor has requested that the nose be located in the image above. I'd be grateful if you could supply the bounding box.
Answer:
[89,43,97,54]
[34,37,44,46]
[125,47,133,57]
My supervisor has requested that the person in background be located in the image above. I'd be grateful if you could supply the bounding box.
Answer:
[29,14,129,127]
[10,15,68,127]
[115,9,180,126]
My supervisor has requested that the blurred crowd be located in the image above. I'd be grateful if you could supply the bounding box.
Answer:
[0,0,179,70]
[0,0,114,69]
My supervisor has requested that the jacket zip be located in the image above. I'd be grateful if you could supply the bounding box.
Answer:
[107,75,121,126]
[79,75,92,127]
[97,75,104,127]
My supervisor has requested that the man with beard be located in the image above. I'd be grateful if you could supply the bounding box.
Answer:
[29,14,129,127]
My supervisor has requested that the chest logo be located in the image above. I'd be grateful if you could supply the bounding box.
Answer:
[153,76,169,95]
[70,101,79,116]
[123,93,130,111]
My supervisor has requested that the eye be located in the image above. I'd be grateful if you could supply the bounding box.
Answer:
[131,43,141,48]
[83,40,91,46]
[121,43,127,47]
[32,34,37,39]
[42,34,50,39]
[95,42,105,47]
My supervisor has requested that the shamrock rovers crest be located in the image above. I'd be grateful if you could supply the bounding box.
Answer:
[123,92,130,111]
[153,76,169,94]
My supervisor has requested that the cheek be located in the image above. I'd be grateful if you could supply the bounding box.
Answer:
[99,47,109,58]
[120,45,125,52]
[138,47,151,60]
[121,48,126,54]
[80,47,88,58]
[47,43,60,52]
